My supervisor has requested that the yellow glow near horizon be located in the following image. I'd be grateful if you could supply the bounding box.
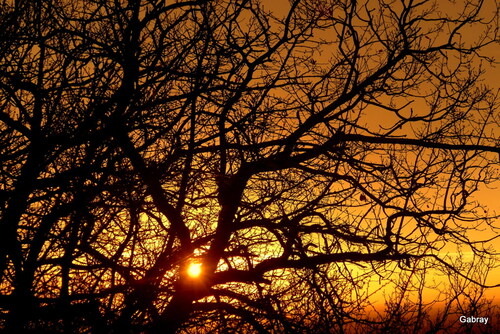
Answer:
[187,263,202,278]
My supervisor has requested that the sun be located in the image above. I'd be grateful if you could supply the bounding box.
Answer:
[187,263,202,278]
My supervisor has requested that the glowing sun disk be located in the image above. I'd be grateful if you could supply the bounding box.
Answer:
[187,263,202,278]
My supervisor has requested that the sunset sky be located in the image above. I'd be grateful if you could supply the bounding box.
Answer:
[1,1,498,332]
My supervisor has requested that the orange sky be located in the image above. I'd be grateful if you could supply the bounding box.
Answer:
[260,0,500,306]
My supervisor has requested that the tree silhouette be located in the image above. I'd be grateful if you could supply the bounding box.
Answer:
[1,0,499,333]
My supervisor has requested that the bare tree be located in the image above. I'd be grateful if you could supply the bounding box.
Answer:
[0,0,499,333]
